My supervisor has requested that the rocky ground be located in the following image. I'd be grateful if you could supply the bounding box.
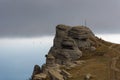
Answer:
[31,24,120,80]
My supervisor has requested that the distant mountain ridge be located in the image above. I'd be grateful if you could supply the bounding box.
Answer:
[31,24,120,80]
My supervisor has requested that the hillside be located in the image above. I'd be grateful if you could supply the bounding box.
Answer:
[31,24,120,80]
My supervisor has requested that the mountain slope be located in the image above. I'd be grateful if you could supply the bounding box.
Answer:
[31,24,120,80]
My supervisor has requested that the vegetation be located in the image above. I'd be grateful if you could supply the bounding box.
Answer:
[67,39,120,80]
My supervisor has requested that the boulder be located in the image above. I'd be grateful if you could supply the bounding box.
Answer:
[74,60,86,65]
[60,69,72,79]
[31,24,98,80]
[33,73,47,80]
[56,37,82,64]
[68,26,95,49]
[32,65,41,79]
[48,69,64,80]
[48,25,97,65]
[53,24,71,48]
[46,54,55,67]
[84,73,93,80]
[90,46,96,51]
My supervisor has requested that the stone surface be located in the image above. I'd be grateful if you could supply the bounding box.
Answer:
[32,65,41,79]
[31,24,98,80]
[74,60,86,65]
[61,69,72,79]
[68,26,96,50]
[48,69,64,80]
[33,73,47,80]
[46,54,55,67]
[47,24,97,66]
[84,73,92,80]
[90,46,96,51]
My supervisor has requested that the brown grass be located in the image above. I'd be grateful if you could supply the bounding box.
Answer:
[67,40,120,80]
[67,56,111,80]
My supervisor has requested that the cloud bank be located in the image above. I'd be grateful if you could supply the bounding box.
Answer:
[0,0,120,37]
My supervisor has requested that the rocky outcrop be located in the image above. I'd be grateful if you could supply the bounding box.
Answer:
[31,24,98,80]
[32,65,41,79]
[68,26,95,49]
[48,24,97,65]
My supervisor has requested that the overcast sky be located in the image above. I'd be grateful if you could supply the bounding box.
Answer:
[0,0,120,38]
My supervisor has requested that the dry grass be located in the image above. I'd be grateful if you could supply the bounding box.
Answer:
[67,56,111,80]
[67,40,120,80]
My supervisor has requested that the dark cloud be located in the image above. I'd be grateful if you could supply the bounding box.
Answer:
[0,0,120,37]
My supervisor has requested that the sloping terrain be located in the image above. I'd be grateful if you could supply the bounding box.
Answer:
[31,24,120,80]
[68,40,120,80]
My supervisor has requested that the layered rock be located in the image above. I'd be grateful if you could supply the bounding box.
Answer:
[31,24,98,80]
[68,26,95,49]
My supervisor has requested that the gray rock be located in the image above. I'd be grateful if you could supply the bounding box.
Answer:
[33,73,47,80]
[61,70,72,79]
[74,60,86,65]
[84,73,92,80]
[53,24,71,48]
[46,54,55,67]
[47,25,97,66]
[90,46,96,51]
[31,24,98,80]
[32,65,41,79]
[48,69,64,80]
[68,26,95,49]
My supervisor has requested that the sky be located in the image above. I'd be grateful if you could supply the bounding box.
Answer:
[0,36,53,80]
[0,0,120,38]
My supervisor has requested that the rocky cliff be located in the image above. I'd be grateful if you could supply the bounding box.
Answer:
[31,24,120,80]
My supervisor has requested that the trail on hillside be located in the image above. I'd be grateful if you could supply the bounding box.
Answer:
[109,44,120,80]
[110,56,120,80]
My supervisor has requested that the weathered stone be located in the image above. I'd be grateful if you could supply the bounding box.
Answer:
[61,69,72,79]
[48,25,97,67]
[49,36,82,65]
[33,73,47,80]
[48,69,64,80]
[46,54,55,67]
[32,65,41,79]
[90,46,96,51]
[74,60,86,65]
[68,26,95,50]
[53,24,71,48]
[84,73,92,80]
[31,24,98,80]
[61,37,75,50]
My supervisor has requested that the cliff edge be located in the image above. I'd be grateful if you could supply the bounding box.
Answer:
[31,24,120,80]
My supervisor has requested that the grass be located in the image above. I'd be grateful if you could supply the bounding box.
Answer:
[67,39,120,80]
[67,56,111,80]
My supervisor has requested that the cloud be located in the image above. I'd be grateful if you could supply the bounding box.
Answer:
[96,34,120,43]
[0,0,120,37]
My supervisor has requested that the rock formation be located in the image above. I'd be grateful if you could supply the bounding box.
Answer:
[31,24,100,80]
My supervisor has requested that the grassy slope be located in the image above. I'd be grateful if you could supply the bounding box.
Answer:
[67,39,120,80]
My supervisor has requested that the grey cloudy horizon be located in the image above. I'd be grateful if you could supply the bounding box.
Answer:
[0,0,120,38]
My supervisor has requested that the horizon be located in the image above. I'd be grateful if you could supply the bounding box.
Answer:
[0,33,120,43]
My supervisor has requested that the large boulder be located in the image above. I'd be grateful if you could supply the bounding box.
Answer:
[68,26,95,49]
[31,24,98,80]
[46,54,55,67]
[50,37,82,65]
[53,24,71,48]
[48,69,64,80]
[47,24,97,65]
[32,65,42,79]
[33,73,47,80]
